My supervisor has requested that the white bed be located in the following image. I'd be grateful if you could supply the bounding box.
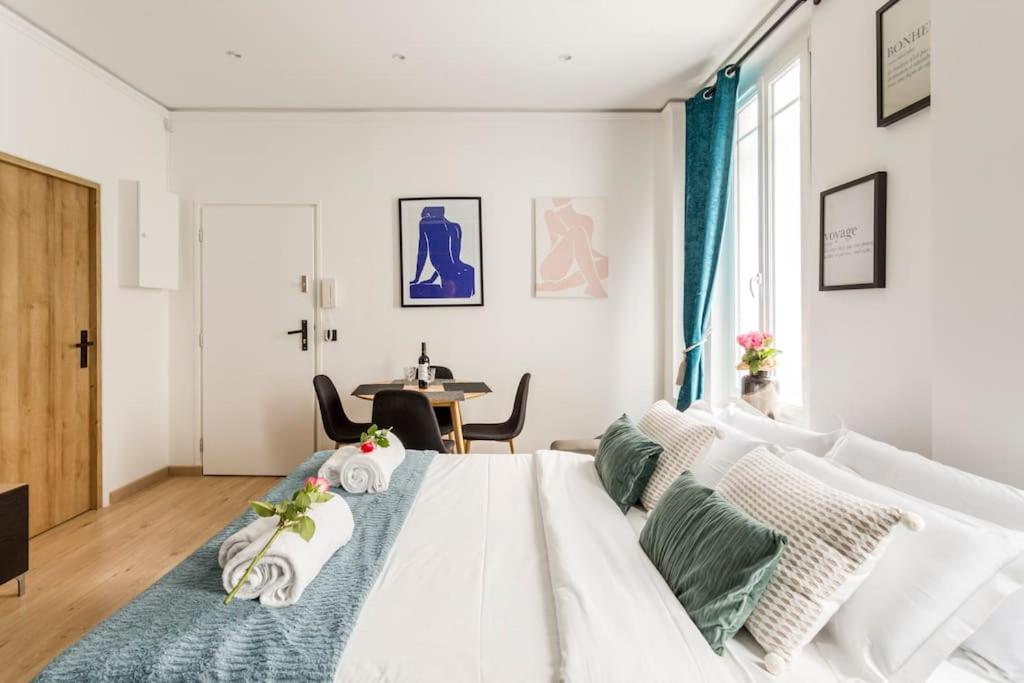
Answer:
[336,452,989,682]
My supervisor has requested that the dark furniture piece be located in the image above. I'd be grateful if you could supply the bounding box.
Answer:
[463,373,531,454]
[430,365,455,435]
[430,365,454,379]
[371,389,451,453]
[313,375,372,447]
[352,380,491,454]
[0,484,28,596]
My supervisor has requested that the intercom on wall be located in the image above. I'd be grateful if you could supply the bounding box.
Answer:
[319,278,337,309]
[319,278,339,341]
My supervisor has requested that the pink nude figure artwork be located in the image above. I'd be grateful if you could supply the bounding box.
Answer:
[534,197,608,298]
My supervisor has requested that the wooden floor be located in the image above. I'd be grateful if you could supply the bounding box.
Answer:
[0,474,279,682]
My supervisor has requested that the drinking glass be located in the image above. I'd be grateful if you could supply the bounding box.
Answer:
[427,367,437,384]
[403,366,417,384]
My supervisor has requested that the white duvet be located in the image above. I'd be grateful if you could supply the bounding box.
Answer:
[534,451,731,682]
[335,451,990,683]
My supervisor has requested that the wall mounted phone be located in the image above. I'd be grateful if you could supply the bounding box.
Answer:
[319,278,337,309]
[319,278,339,341]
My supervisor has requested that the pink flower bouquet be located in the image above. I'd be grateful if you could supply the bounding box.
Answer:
[736,331,780,375]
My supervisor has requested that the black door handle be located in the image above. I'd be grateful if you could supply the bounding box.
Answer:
[71,330,95,368]
[286,320,308,351]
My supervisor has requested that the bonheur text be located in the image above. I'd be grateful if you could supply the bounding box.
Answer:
[888,21,930,58]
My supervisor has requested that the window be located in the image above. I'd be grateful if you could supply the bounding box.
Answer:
[735,97,761,340]
[711,49,807,412]
[769,62,803,408]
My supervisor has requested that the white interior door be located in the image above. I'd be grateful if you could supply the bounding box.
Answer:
[201,204,317,475]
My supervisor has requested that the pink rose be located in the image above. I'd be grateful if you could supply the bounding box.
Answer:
[737,331,772,350]
[305,476,330,493]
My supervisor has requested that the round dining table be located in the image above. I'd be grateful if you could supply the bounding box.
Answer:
[351,380,492,454]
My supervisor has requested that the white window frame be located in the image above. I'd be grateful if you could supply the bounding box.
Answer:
[733,90,763,337]
[708,35,812,422]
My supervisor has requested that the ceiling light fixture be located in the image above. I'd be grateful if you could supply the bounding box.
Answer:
[392,53,407,61]
[225,50,243,59]
[558,54,573,62]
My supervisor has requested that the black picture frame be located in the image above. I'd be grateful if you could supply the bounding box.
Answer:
[876,0,931,127]
[398,196,484,308]
[819,172,887,291]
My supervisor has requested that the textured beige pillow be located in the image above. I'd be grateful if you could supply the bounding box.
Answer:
[717,448,907,673]
[637,401,717,511]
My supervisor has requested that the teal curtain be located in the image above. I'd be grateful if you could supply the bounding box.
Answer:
[677,67,740,411]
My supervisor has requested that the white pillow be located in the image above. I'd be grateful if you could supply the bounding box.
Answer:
[636,401,717,510]
[828,431,1024,680]
[685,409,779,488]
[965,609,1024,683]
[828,431,1024,530]
[718,402,844,456]
[716,448,909,674]
[784,450,1024,682]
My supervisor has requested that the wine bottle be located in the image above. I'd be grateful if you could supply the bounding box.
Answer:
[417,342,430,389]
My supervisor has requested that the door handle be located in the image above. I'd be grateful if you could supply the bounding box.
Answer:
[71,330,95,369]
[748,272,763,299]
[286,320,308,351]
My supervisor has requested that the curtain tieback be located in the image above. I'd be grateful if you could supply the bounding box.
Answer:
[675,329,711,386]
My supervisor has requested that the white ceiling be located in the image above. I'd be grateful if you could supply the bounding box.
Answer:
[2,0,776,111]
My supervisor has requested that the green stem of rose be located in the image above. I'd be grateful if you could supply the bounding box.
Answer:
[224,523,288,605]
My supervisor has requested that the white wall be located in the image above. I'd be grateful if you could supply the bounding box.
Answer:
[808,0,1024,486]
[168,111,664,463]
[657,103,686,403]
[930,0,1024,486]
[0,9,172,502]
[9,0,1012,489]
[807,0,933,455]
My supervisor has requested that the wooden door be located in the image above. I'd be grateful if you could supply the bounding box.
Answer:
[0,155,99,537]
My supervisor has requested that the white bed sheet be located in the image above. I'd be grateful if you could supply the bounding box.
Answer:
[337,453,993,683]
[336,453,559,682]
[535,450,736,682]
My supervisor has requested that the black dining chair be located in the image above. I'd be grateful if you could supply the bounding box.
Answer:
[462,373,531,454]
[429,365,455,435]
[371,389,451,453]
[430,365,454,380]
[313,375,372,446]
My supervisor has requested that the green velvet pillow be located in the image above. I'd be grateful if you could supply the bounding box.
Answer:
[594,414,662,513]
[639,472,787,655]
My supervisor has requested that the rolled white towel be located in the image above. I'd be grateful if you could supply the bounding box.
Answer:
[317,445,360,488]
[220,492,354,607]
[318,435,406,493]
[218,515,278,568]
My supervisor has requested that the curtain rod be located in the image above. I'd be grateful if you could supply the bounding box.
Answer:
[698,0,822,92]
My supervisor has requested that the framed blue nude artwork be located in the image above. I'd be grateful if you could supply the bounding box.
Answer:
[398,197,484,307]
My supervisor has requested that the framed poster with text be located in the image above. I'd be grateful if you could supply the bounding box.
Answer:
[819,172,887,291]
[876,0,931,127]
